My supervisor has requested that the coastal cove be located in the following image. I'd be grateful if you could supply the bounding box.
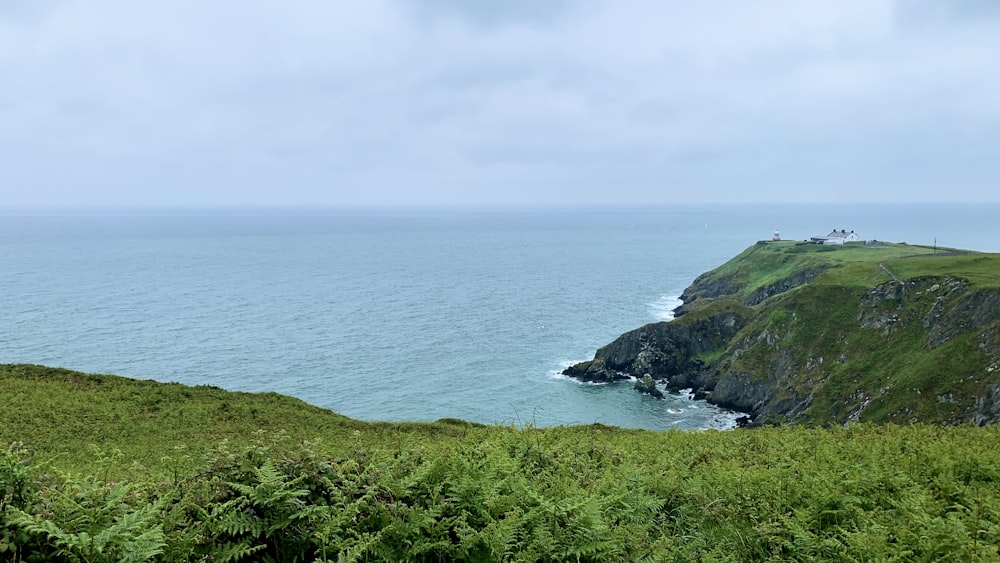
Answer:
[3,203,1000,429]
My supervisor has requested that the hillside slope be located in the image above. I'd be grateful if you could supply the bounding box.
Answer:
[564,241,1000,426]
[0,364,480,475]
[3,364,1000,561]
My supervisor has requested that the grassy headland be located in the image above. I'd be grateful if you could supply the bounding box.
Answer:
[566,240,1000,427]
[3,364,1000,561]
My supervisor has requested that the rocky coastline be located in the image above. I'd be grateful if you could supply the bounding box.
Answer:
[562,241,1000,426]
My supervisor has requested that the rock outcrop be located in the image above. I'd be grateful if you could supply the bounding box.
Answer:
[563,310,747,389]
[633,374,665,399]
[672,273,739,317]
[743,268,827,306]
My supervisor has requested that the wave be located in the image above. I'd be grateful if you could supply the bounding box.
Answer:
[648,294,683,321]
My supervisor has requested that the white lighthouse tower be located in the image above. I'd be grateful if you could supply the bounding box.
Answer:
[772,230,781,241]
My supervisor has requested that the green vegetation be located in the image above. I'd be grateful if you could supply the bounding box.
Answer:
[720,245,1000,424]
[683,241,950,311]
[568,240,1000,425]
[652,241,1000,426]
[2,364,393,475]
[887,253,1000,287]
[4,364,1000,561]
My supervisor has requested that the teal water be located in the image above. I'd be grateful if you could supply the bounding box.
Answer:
[2,204,998,429]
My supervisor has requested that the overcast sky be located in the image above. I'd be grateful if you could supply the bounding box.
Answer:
[2,0,999,207]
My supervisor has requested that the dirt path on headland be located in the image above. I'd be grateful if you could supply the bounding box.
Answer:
[879,263,901,283]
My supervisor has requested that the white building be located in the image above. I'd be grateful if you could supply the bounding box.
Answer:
[810,229,860,245]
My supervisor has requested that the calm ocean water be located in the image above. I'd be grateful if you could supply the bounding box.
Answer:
[2,204,998,430]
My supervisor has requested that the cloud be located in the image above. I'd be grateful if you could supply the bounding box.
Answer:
[403,0,576,27]
[1,0,999,207]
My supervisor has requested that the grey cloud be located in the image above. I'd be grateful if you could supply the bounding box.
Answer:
[401,0,575,27]
[1,0,999,207]
[895,0,1000,27]
[0,0,60,23]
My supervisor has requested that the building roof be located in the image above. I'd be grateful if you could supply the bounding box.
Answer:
[809,229,860,244]
[826,229,856,238]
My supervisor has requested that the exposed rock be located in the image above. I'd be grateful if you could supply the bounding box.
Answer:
[857,278,915,332]
[858,278,934,336]
[926,287,1000,349]
[744,268,827,306]
[673,273,740,317]
[710,372,773,414]
[974,384,1000,426]
[981,327,1000,374]
[711,348,813,422]
[562,311,747,387]
[854,277,1000,344]
[805,356,823,371]
[674,268,828,316]
[633,374,665,399]
[560,359,628,384]
[845,388,873,424]
[728,276,999,424]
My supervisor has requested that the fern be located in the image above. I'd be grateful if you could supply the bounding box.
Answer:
[7,408,1000,562]
[213,540,266,562]
[0,444,35,512]
[193,458,323,562]
[6,495,166,563]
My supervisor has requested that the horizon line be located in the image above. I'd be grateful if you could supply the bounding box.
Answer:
[3,200,999,215]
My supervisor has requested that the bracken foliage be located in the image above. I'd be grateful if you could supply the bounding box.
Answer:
[3,424,1000,562]
[4,365,1000,561]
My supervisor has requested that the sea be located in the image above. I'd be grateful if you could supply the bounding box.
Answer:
[3,203,999,430]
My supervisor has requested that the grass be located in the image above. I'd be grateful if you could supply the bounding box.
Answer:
[686,241,948,310]
[888,253,1000,287]
[3,364,1000,561]
[0,364,476,477]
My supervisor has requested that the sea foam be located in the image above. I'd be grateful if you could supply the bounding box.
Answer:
[648,295,683,321]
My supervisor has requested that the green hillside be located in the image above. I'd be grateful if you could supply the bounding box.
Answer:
[677,240,947,313]
[565,241,1000,427]
[1,364,442,475]
[3,364,1000,561]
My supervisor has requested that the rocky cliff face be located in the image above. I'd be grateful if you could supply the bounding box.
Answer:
[561,310,747,387]
[715,277,1000,425]
[672,273,739,317]
[563,244,1000,427]
[743,268,827,307]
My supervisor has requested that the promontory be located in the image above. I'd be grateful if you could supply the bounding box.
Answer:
[563,239,1000,426]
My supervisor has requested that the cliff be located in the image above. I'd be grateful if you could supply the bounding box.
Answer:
[564,241,1000,426]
